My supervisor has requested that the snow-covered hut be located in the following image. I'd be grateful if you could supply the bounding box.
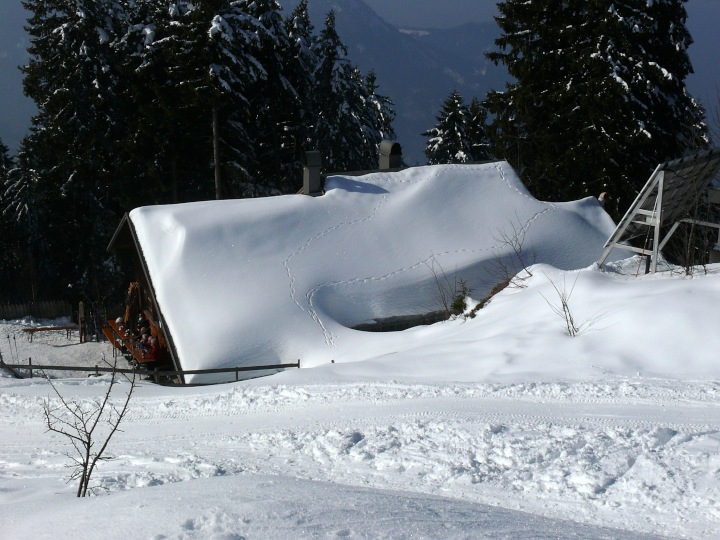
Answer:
[108,162,619,383]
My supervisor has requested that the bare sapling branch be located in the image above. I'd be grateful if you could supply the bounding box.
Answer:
[488,215,537,290]
[540,273,581,337]
[43,358,136,497]
[425,256,474,319]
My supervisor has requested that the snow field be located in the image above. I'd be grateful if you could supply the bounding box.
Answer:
[2,161,720,537]
[1,371,719,538]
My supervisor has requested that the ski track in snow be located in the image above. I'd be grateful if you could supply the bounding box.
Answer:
[2,378,719,538]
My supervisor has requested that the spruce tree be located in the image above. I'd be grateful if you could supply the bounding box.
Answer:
[19,0,125,299]
[242,0,300,194]
[363,70,397,165]
[0,139,11,178]
[1,142,39,303]
[282,0,318,185]
[486,0,707,215]
[8,0,399,300]
[209,0,268,197]
[174,0,231,200]
[118,0,266,202]
[467,97,493,162]
[422,90,473,165]
[312,11,392,172]
[0,140,23,302]
[116,0,196,204]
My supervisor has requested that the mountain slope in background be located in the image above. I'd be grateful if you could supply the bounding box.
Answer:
[283,0,507,164]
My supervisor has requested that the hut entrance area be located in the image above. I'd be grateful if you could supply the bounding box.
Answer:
[103,282,171,372]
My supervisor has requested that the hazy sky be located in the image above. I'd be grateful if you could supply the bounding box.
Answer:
[364,0,498,28]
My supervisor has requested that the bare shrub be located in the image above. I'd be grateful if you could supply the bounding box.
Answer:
[540,273,581,337]
[487,216,536,290]
[467,275,512,318]
[426,256,474,319]
[43,360,136,497]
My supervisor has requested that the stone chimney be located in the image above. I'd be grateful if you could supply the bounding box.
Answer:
[379,140,402,170]
[303,150,323,196]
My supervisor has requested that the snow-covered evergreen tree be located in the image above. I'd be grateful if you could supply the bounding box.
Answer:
[242,0,300,194]
[467,97,492,162]
[208,0,268,197]
[0,140,35,303]
[422,90,473,165]
[18,0,125,298]
[312,10,393,172]
[281,0,318,185]
[362,70,397,165]
[486,0,707,214]
[0,139,11,179]
[8,0,398,299]
[115,0,213,202]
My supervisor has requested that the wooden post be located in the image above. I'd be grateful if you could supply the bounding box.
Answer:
[303,151,323,196]
[29,357,32,378]
[78,301,86,343]
[651,172,664,273]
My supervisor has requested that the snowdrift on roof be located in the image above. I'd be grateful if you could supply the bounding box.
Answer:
[130,162,620,382]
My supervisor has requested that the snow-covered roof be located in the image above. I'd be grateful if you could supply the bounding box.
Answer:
[129,162,621,383]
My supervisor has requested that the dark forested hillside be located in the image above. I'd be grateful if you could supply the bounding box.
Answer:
[1,0,395,304]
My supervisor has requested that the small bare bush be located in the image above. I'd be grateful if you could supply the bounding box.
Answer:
[487,216,536,290]
[426,256,474,319]
[540,274,581,337]
[43,360,136,497]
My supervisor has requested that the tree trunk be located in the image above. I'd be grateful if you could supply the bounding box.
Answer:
[213,106,222,200]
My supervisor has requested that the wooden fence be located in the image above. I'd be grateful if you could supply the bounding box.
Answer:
[0,359,301,386]
[0,301,72,321]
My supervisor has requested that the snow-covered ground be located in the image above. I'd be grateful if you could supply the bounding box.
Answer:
[2,162,719,538]
[2,259,719,539]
